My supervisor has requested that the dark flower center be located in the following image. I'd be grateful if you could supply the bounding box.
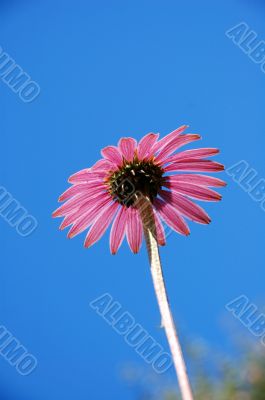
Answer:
[107,159,164,207]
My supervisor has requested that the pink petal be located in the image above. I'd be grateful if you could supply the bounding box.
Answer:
[159,190,211,224]
[68,169,91,183]
[164,181,222,201]
[154,198,190,236]
[67,195,112,238]
[156,134,201,163]
[166,148,219,163]
[53,187,107,218]
[101,146,123,167]
[59,192,110,230]
[58,181,103,202]
[126,207,143,254]
[59,202,92,230]
[110,206,128,254]
[60,210,82,230]
[165,159,225,173]
[165,174,226,187]
[68,163,108,183]
[53,193,91,218]
[91,159,116,172]
[118,137,137,162]
[153,208,166,246]
[84,202,119,248]
[137,133,159,160]
[152,125,188,153]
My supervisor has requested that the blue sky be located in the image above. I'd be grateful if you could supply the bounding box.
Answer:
[1,0,265,399]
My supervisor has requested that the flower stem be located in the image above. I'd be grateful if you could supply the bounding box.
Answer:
[138,197,194,400]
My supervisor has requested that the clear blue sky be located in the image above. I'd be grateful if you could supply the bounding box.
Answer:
[1,1,265,399]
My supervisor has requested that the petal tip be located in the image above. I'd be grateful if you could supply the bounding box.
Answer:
[184,227,191,236]
[219,180,227,187]
[84,238,93,248]
[58,194,67,202]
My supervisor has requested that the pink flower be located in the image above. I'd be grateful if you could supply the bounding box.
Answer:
[53,126,225,254]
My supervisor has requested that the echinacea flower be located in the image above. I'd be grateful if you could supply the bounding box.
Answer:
[52,125,225,254]
[53,125,225,400]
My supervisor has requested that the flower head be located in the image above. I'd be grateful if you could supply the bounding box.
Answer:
[53,126,225,254]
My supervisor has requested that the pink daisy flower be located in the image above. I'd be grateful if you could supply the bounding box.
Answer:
[52,125,225,254]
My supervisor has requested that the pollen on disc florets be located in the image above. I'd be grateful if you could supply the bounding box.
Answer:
[107,157,164,207]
